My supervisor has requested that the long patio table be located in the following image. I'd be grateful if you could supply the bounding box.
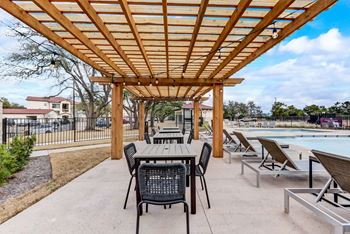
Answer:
[159,128,181,133]
[153,132,184,144]
[134,144,197,214]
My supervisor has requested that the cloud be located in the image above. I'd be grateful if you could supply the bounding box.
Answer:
[225,28,350,113]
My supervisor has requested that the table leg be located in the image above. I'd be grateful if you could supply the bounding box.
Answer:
[135,159,142,215]
[261,146,264,160]
[190,158,196,214]
[185,159,189,187]
[309,158,313,188]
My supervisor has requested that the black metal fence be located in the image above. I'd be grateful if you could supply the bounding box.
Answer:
[2,117,139,146]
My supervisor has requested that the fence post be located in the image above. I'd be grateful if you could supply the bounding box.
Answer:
[2,118,7,144]
[73,117,76,142]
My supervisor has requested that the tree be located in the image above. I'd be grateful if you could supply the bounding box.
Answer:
[0,23,111,130]
[271,102,288,118]
[286,105,304,117]
[303,104,326,116]
[153,101,183,122]
[0,97,25,109]
[224,101,262,120]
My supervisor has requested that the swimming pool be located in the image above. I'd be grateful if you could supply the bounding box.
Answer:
[267,136,350,156]
[239,128,327,133]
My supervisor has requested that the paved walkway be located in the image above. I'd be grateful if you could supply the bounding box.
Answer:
[1,140,333,234]
[31,143,111,157]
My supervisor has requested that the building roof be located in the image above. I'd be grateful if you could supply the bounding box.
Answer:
[26,96,71,103]
[3,108,54,115]
[182,103,212,110]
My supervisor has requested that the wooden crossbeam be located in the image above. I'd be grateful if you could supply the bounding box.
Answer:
[191,87,204,98]
[90,77,244,86]
[119,0,154,77]
[162,0,170,78]
[183,87,192,98]
[77,0,140,76]
[0,0,110,76]
[32,0,127,77]
[183,0,209,73]
[131,96,209,102]
[29,0,314,10]
[195,87,212,99]
[208,0,294,79]
[194,0,253,78]
[223,0,338,78]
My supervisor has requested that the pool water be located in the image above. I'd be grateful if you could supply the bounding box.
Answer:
[241,128,326,133]
[267,136,350,156]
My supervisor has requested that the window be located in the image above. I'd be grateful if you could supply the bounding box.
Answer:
[52,103,60,109]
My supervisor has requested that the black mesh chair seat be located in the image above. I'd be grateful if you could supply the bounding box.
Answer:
[136,163,189,234]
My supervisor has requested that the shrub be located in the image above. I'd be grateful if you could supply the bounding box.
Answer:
[8,136,36,171]
[0,145,12,185]
[0,136,36,185]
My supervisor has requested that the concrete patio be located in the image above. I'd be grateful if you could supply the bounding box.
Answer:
[0,140,333,234]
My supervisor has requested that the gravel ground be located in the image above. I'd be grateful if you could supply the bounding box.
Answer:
[0,156,52,204]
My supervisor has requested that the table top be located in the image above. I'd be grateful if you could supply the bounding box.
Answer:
[134,144,196,159]
[153,132,184,139]
[162,127,180,130]
[159,129,181,133]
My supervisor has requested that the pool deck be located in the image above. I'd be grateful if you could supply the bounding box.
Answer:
[0,139,338,234]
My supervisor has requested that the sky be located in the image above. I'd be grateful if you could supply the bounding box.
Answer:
[0,1,350,113]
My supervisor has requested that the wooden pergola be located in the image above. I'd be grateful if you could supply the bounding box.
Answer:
[0,0,336,159]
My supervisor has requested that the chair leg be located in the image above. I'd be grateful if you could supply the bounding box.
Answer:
[184,202,190,234]
[199,176,204,190]
[124,175,134,209]
[202,176,211,209]
[136,203,143,234]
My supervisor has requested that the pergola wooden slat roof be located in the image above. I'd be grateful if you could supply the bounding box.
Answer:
[0,0,337,100]
[0,0,337,160]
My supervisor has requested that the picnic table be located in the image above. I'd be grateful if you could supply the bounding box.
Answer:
[159,128,182,133]
[133,144,197,214]
[153,132,184,144]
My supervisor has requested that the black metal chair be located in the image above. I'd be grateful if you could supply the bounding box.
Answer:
[187,129,194,144]
[151,128,157,136]
[136,163,189,234]
[187,142,212,208]
[144,132,151,144]
[123,143,137,209]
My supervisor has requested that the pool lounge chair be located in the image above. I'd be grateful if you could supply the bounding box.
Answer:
[285,150,350,234]
[224,131,259,163]
[241,138,324,187]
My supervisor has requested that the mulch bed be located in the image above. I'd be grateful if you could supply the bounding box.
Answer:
[0,156,52,204]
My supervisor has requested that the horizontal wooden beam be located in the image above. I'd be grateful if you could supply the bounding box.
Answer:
[131,96,209,102]
[90,77,244,86]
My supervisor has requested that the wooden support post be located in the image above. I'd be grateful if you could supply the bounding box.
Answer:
[138,101,145,141]
[193,100,200,140]
[213,85,223,157]
[111,83,124,160]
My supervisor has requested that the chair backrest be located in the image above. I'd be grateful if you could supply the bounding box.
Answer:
[151,128,157,136]
[187,129,193,144]
[258,138,297,170]
[138,163,186,202]
[223,129,237,144]
[233,131,256,152]
[199,142,212,174]
[312,150,350,193]
[144,133,151,144]
[124,143,137,175]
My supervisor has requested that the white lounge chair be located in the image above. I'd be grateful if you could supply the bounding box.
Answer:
[285,150,350,234]
[241,138,324,187]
